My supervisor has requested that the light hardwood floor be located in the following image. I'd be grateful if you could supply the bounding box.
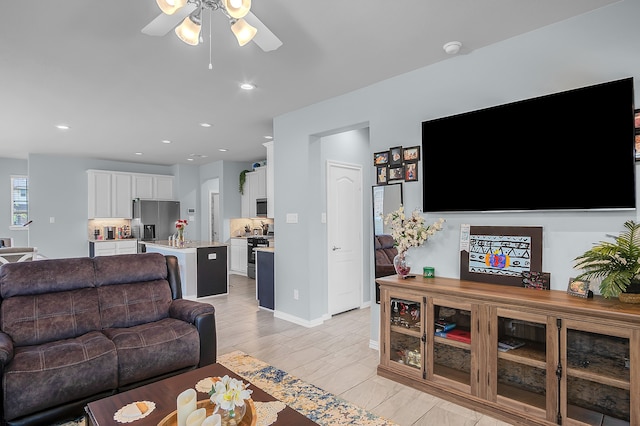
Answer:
[203,274,512,426]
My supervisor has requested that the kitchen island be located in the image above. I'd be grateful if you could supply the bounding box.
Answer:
[141,241,228,299]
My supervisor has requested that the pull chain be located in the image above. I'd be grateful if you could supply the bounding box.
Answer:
[208,9,213,70]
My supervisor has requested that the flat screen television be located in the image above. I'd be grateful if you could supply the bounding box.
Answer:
[421,77,635,213]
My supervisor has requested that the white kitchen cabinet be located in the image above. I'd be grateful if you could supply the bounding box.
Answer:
[230,237,248,275]
[263,141,274,218]
[240,167,266,218]
[89,240,138,257]
[87,170,132,219]
[132,173,174,200]
[112,173,132,218]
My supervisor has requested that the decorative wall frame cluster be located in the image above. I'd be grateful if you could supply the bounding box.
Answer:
[374,145,421,184]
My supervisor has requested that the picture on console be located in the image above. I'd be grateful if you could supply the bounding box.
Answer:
[460,225,543,287]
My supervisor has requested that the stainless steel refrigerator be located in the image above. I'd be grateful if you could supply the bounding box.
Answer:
[131,200,180,241]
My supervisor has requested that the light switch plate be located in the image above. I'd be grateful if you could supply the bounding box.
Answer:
[286,213,298,223]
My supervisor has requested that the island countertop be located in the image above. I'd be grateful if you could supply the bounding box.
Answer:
[141,240,227,250]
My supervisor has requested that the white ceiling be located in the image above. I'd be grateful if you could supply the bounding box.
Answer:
[0,0,617,166]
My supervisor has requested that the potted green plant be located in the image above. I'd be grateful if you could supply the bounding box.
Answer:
[574,220,640,302]
[239,170,251,195]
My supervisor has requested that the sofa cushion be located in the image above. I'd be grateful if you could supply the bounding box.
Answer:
[93,253,168,286]
[3,331,117,421]
[98,281,172,329]
[103,318,200,386]
[1,288,101,346]
[0,257,95,299]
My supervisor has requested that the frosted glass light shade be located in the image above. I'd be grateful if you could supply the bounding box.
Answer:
[175,14,201,46]
[223,0,251,19]
[156,0,188,15]
[231,18,257,46]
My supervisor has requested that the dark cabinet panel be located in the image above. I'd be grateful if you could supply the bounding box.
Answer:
[197,247,228,297]
[257,250,274,310]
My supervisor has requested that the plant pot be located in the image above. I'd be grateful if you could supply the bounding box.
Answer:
[619,281,640,303]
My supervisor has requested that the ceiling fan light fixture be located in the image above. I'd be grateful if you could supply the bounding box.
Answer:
[231,18,257,46]
[224,0,251,19]
[156,0,188,15]
[175,11,202,46]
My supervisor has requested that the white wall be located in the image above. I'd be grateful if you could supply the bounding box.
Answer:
[272,0,640,342]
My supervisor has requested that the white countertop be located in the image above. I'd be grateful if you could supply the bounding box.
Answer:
[90,238,137,243]
[255,247,275,253]
[142,240,227,249]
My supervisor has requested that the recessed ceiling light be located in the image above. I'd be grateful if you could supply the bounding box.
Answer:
[219,148,228,152]
[135,152,143,156]
[264,136,273,140]
[162,140,172,144]
[56,124,69,130]
[240,83,255,90]
[187,158,194,161]
[199,123,212,128]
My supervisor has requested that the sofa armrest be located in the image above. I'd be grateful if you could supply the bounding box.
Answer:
[169,299,217,367]
[0,331,14,365]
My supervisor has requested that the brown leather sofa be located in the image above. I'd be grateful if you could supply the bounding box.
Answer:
[0,253,217,426]
[375,234,397,278]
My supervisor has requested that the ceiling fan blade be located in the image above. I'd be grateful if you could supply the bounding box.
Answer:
[244,11,283,52]
[141,4,198,36]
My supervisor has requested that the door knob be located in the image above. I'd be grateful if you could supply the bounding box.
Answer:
[332,246,341,251]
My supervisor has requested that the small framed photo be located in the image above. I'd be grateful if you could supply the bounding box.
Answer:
[521,271,550,290]
[376,165,388,185]
[374,151,389,166]
[635,109,640,161]
[567,278,593,298]
[388,165,404,181]
[389,146,403,166]
[403,146,421,162]
[404,162,418,182]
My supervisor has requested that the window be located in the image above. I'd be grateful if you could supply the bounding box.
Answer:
[11,176,28,227]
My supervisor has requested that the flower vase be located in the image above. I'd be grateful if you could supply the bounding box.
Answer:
[393,252,411,278]
[177,229,184,246]
[216,403,246,426]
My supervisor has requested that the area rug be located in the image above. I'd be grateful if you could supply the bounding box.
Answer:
[218,350,397,426]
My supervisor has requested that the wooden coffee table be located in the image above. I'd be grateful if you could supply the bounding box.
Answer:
[85,363,318,425]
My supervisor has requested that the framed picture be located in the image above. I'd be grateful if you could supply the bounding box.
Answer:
[567,278,593,298]
[376,165,388,184]
[635,109,640,161]
[459,225,543,287]
[389,146,403,166]
[403,146,421,162]
[521,271,550,290]
[404,162,418,182]
[388,165,404,181]
[374,151,389,166]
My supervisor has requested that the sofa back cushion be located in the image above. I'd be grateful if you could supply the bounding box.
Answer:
[1,288,101,346]
[0,257,100,346]
[94,253,173,328]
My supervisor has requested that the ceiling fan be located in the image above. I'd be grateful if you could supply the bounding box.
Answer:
[142,0,283,52]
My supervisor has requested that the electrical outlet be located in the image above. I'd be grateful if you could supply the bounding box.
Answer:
[293,289,299,300]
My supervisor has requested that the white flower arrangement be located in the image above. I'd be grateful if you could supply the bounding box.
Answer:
[208,375,253,412]
[384,206,445,254]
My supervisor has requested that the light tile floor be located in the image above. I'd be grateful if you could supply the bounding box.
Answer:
[201,274,512,426]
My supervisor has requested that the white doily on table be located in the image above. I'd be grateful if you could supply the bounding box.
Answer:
[113,401,155,423]
[255,401,286,426]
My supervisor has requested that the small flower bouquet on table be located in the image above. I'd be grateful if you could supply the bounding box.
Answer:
[209,375,253,425]
[175,219,188,245]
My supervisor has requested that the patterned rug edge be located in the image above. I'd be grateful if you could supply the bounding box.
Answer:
[218,350,398,426]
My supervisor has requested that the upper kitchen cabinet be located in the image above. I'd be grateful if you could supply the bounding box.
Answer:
[132,173,174,200]
[87,170,132,219]
[241,167,267,218]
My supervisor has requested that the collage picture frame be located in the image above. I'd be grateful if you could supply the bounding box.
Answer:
[635,109,640,161]
[372,145,421,184]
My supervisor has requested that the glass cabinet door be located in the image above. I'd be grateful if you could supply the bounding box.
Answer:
[490,308,556,423]
[384,292,425,378]
[562,320,632,426]
[429,297,477,395]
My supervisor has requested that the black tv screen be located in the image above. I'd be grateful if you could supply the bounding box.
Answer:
[422,77,636,212]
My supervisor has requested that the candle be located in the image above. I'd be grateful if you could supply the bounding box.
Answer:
[202,414,222,426]
[186,408,207,426]
[176,388,197,426]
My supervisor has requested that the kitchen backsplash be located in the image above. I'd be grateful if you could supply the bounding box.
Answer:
[230,218,273,238]
[88,219,132,240]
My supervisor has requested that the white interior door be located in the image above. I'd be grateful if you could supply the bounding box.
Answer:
[327,161,363,315]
